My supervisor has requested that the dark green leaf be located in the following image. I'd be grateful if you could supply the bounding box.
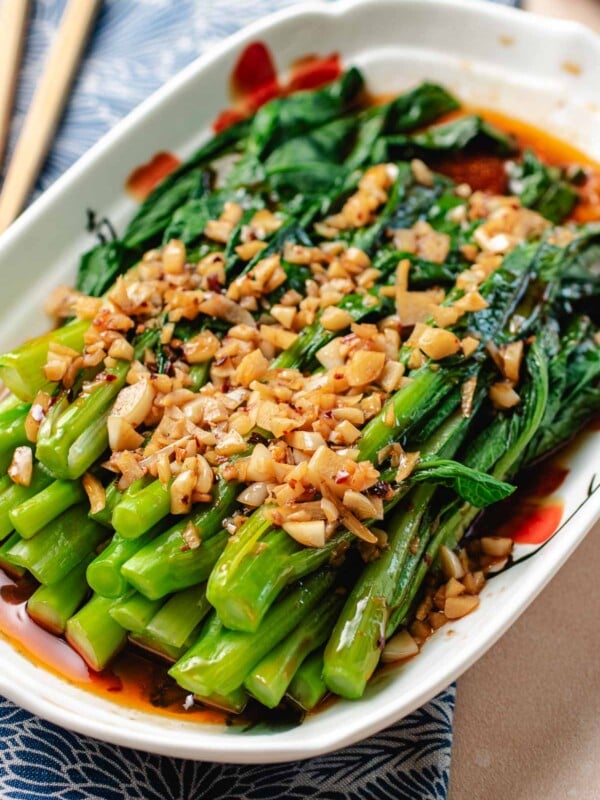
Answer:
[246,67,364,159]
[123,119,249,250]
[408,458,516,507]
[266,116,358,171]
[507,149,578,223]
[372,115,517,162]
[163,189,247,245]
[123,168,208,250]
[76,240,134,297]
[346,82,460,169]
[268,162,351,204]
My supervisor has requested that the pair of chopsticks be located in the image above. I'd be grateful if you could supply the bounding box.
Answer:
[0,0,102,234]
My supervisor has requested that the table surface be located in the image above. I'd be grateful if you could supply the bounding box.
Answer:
[524,0,600,32]
[450,521,600,800]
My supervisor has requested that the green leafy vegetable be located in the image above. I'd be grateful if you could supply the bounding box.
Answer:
[507,149,578,223]
[372,115,517,162]
[408,459,515,507]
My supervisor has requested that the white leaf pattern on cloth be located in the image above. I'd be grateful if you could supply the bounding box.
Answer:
[0,688,455,800]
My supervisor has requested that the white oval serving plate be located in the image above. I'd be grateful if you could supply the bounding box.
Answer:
[0,0,598,763]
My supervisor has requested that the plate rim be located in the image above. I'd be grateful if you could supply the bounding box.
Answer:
[0,0,599,763]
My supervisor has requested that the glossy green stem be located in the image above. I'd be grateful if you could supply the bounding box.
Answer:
[122,478,239,599]
[66,593,127,671]
[170,569,335,696]
[0,319,89,401]
[244,592,343,708]
[109,592,165,634]
[193,686,249,715]
[90,480,135,528]
[129,631,187,662]
[0,532,25,578]
[27,555,93,634]
[288,650,328,711]
[0,393,23,413]
[209,406,471,634]
[9,478,85,539]
[205,508,275,631]
[208,523,296,633]
[112,479,171,539]
[358,366,455,463]
[144,583,212,650]
[3,504,106,584]
[323,486,433,700]
[0,463,54,540]
[35,360,129,480]
[86,526,160,598]
[0,405,30,454]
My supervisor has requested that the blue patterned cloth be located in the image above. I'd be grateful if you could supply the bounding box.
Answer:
[0,1,515,798]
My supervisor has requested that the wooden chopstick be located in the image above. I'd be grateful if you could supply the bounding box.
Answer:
[0,0,29,171]
[0,0,102,234]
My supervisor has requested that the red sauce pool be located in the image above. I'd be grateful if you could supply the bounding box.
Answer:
[479,462,568,546]
[367,97,600,207]
[0,569,225,723]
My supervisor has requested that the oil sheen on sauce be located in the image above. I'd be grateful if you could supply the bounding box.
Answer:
[13,52,599,719]
[0,570,224,724]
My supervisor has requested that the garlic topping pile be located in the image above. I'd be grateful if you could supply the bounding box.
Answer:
[36,162,555,549]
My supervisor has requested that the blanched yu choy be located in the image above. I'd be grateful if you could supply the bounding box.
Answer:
[0,66,598,717]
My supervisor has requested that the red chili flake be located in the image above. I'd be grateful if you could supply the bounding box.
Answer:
[335,470,350,484]
[207,274,223,293]
[105,374,117,382]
